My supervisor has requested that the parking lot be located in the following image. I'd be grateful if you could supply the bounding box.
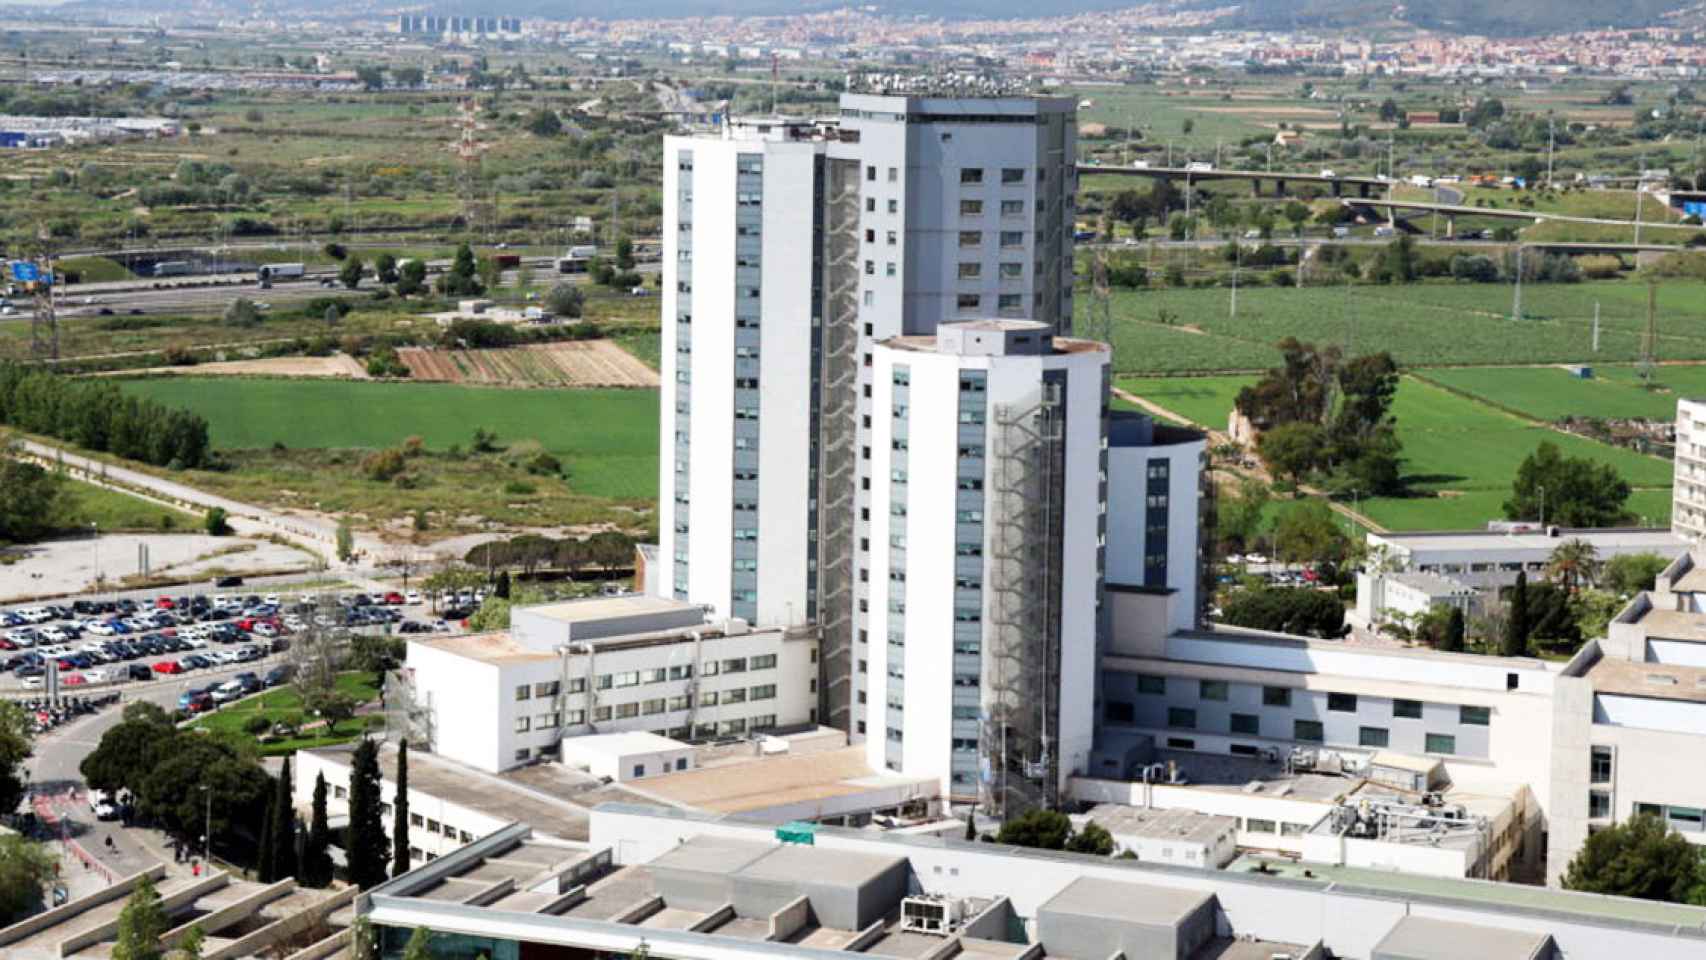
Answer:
[0,581,484,697]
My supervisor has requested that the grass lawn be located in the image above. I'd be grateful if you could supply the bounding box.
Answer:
[57,478,200,533]
[118,378,659,500]
[189,672,382,756]
[1420,365,1691,422]
[1358,377,1672,531]
[1115,375,1255,431]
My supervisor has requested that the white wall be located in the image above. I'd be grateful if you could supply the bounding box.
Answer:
[293,750,509,865]
[408,641,502,773]
[1163,634,1555,696]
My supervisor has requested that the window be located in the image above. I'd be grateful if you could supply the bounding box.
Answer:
[616,703,639,719]
[1589,791,1612,820]
[410,813,424,827]
[1137,674,1165,695]
[1359,726,1390,748]
[999,230,1025,249]
[593,706,612,722]
[567,678,586,694]
[1262,686,1291,707]
[1393,699,1423,719]
[750,654,777,670]
[1590,746,1613,784]
[1199,680,1228,702]
[999,262,1024,280]
[515,685,532,702]
[1327,693,1358,713]
[960,167,984,184]
[887,166,898,182]
[1168,707,1197,729]
[643,698,666,715]
[1106,701,1135,723]
[997,294,1022,313]
[887,230,897,246]
[722,658,748,673]
[702,661,718,676]
[699,691,717,707]
[514,716,531,733]
[1669,806,1706,833]
[888,198,898,213]
[613,671,639,688]
[1001,167,1024,184]
[1000,199,1024,217]
[668,664,694,681]
[1230,713,1260,736]
[1294,720,1324,743]
[534,681,559,697]
[958,262,982,280]
[538,712,561,729]
[960,199,983,216]
[958,230,981,248]
[1425,733,1457,755]
[1246,818,1277,834]
[1166,737,1196,749]
[1459,705,1491,726]
[957,293,981,310]
[633,764,646,778]
[641,668,666,684]
[750,684,777,701]
[723,688,747,704]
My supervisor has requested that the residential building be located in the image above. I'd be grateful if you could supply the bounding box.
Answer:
[1104,412,1207,638]
[1675,397,1706,540]
[866,319,1108,810]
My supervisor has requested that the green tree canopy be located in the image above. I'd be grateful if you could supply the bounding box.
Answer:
[0,835,54,924]
[1604,552,1669,595]
[1222,587,1345,637]
[1503,441,1632,528]
[345,739,390,889]
[113,873,169,960]
[1563,813,1706,904]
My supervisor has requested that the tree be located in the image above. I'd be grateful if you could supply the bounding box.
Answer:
[301,773,334,888]
[1283,200,1310,237]
[393,66,424,88]
[0,457,62,544]
[615,235,635,271]
[1604,552,1669,595]
[355,65,385,91]
[374,253,398,285]
[1271,499,1348,568]
[392,740,412,878]
[0,702,31,818]
[113,873,170,960]
[222,298,260,328]
[271,757,297,882]
[346,739,390,889]
[1563,814,1706,903]
[544,282,584,318]
[1442,607,1467,653]
[1216,476,1271,555]
[396,258,427,296]
[1064,821,1115,856]
[437,243,484,297]
[204,507,231,536]
[1504,441,1632,528]
[964,812,977,842]
[402,928,434,960]
[257,796,276,884]
[81,711,175,796]
[339,256,365,290]
[995,809,1072,850]
[305,690,357,735]
[170,925,206,960]
[1222,587,1345,637]
[1257,421,1325,484]
[526,108,562,137]
[0,835,53,924]
[1547,539,1602,595]
[336,517,356,563]
[495,570,511,599]
[138,736,270,852]
[1503,571,1531,657]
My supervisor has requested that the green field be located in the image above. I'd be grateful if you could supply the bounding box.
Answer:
[59,479,200,533]
[1420,365,1700,422]
[189,672,383,756]
[1116,374,1673,531]
[118,379,659,500]
[1096,281,1706,374]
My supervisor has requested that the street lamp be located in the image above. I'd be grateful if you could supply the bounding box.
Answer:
[198,784,212,865]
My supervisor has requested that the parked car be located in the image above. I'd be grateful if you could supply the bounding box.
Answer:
[128,663,153,681]
[263,664,294,687]
[213,575,244,588]
[152,660,183,675]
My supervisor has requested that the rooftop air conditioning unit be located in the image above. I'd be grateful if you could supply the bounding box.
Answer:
[900,896,964,936]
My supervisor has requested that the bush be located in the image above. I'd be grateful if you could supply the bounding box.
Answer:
[223,298,261,328]
[244,715,271,735]
[1222,587,1346,637]
[361,447,406,482]
[205,507,231,536]
[544,282,585,317]
[1577,255,1623,279]
[524,451,562,476]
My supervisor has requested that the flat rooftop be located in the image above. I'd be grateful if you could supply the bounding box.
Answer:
[1634,606,1706,643]
[1373,915,1551,960]
[524,594,698,624]
[414,630,556,664]
[1147,747,1359,803]
[1041,875,1212,927]
[306,742,595,841]
[1585,654,1706,705]
[1086,803,1236,845]
[562,730,687,758]
[1372,527,1686,556]
[628,745,937,815]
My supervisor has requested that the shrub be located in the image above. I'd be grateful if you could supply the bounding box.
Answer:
[361,447,406,482]
[244,715,271,735]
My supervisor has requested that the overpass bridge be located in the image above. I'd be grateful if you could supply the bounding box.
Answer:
[1078,163,1389,197]
[1339,196,1706,240]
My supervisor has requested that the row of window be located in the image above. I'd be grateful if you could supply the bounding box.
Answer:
[959,167,1030,185]
[958,230,1032,249]
[956,261,1027,280]
[1162,706,1461,756]
[959,198,1028,217]
[955,293,1029,314]
[1134,675,1489,725]
[514,656,779,700]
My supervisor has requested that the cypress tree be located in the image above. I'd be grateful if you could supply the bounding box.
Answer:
[345,739,390,889]
[257,794,277,883]
[392,739,412,878]
[302,772,334,888]
[1442,607,1466,653]
[1503,571,1531,657]
[272,756,297,881]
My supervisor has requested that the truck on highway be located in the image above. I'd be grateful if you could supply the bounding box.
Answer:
[152,261,191,278]
[1185,161,1214,173]
[257,262,305,282]
[556,244,598,274]
[493,253,522,270]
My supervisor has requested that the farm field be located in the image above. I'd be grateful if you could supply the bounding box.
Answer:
[1099,281,1706,374]
[117,378,660,501]
[1420,365,1698,422]
[1116,373,1673,532]
[396,340,659,388]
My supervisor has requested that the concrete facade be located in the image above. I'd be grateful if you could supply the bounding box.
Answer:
[1675,397,1706,541]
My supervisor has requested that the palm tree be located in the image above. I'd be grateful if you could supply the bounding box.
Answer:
[1547,539,1601,595]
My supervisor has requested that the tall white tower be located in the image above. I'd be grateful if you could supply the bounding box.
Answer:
[866,320,1109,812]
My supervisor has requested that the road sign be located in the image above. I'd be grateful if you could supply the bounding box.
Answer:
[9,261,37,282]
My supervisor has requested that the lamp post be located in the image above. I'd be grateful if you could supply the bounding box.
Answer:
[199,784,212,865]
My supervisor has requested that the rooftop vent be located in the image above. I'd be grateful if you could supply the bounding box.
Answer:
[1646,674,1679,686]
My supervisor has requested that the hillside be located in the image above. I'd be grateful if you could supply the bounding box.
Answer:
[1229,0,1694,36]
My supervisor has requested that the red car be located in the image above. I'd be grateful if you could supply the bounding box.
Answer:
[152,660,183,675]
[62,673,87,686]
[383,592,405,605]
[155,597,176,610]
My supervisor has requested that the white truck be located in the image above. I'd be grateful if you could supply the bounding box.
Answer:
[557,244,598,274]
[256,262,305,283]
[1185,161,1214,173]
